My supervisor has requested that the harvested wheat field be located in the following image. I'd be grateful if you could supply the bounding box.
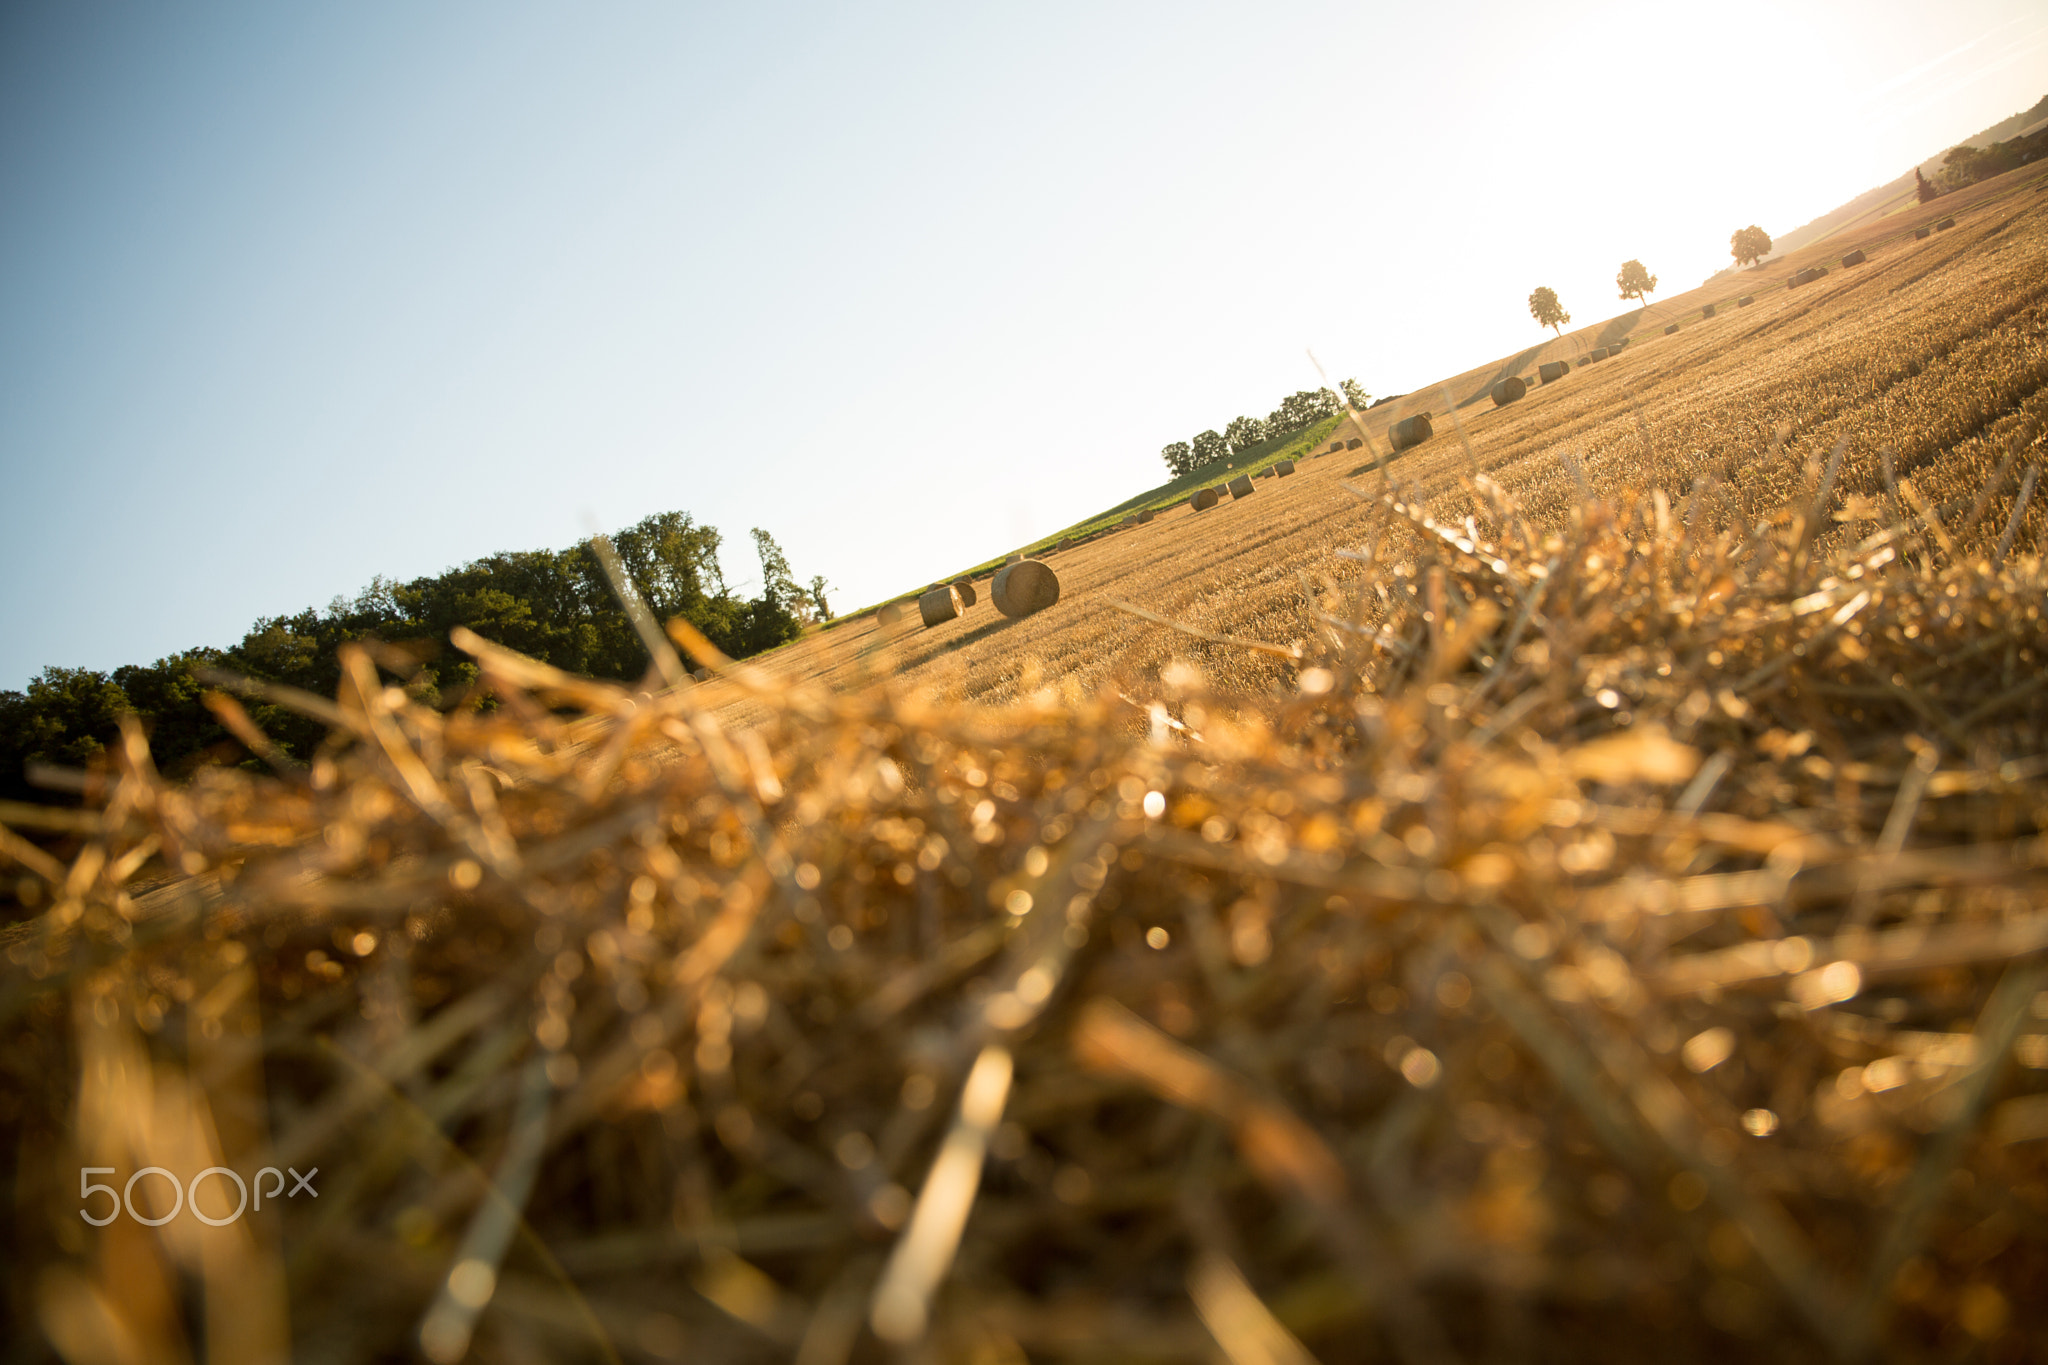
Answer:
[7,162,2048,1365]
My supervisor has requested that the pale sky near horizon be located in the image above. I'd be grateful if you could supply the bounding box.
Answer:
[4,0,2046,689]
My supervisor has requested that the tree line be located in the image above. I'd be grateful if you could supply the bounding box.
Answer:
[0,513,821,801]
[1159,378,1369,477]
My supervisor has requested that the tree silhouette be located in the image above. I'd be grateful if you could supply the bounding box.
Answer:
[1191,429,1227,467]
[1616,259,1658,308]
[1914,167,1941,204]
[1730,225,1772,269]
[1528,286,1570,336]
[1161,441,1193,476]
[1340,378,1372,411]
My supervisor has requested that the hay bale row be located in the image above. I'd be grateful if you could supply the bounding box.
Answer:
[1664,322,1679,335]
[1586,348,1608,362]
[1490,376,1527,407]
[1274,458,1295,477]
[1137,508,1156,523]
[1738,294,1754,306]
[918,584,962,628]
[1327,439,1343,453]
[1346,436,1362,450]
[1388,413,1433,452]
[1538,360,1568,384]
[1789,265,1827,288]
[1841,248,1866,267]
[990,558,1059,618]
[1226,474,1254,499]
[1189,487,1218,512]
[1937,217,1956,231]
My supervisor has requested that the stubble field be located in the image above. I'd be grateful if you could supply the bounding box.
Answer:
[7,163,2048,1365]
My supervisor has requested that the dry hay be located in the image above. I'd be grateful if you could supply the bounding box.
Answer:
[1739,296,1755,307]
[1189,487,1219,512]
[1666,323,1681,335]
[877,602,905,627]
[1589,348,1609,363]
[991,559,1061,619]
[1701,304,1717,319]
[1491,378,1527,408]
[1842,250,1867,268]
[1226,475,1255,500]
[1275,459,1297,477]
[1937,219,1957,231]
[952,579,979,608]
[1348,437,1364,451]
[919,585,963,629]
[1138,509,1157,524]
[1390,414,1434,452]
[1916,228,1933,241]
[1539,361,1568,384]
[6,449,2047,1365]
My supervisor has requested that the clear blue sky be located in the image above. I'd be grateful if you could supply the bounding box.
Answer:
[4,0,2045,688]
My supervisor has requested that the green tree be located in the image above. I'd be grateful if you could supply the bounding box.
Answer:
[1528,286,1570,335]
[1339,378,1371,411]
[1616,259,1658,308]
[808,575,832,622]
[1161,441,1194,476]
[1266,389,1340,434]
[1191,429,1227,467]
[1941,145,1979,188]
[1223,415,1266,452]
[1730,225,1772,269]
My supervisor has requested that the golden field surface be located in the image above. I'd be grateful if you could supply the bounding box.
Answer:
[5,161,2048,1365]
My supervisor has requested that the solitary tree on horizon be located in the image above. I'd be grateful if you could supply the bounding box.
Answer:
[1528,286,1570,336]
[1616,259,1658,309]
[1340,377,1371,411]
[1730,225,1772,269]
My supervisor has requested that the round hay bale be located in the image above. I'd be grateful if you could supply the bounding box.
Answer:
[1841,248,1866,267]
[1700,303,1716,318]
[1327,440,1343,453]
[991,559,1060,619]
[1138,509,1156,523]
[877,602,905,627]
[1346,436,1363,450]
[1737,295,1754,306]
[692,667,711,682]
[1056,537,1073,551]
[1275,459,1296,476]
[1538,361,1568,384]
[951,577,978,607]
[1490,377,1527,407]
[1006,552,1024,565]
[1914,226,1931,240]
[1588,347,1609,362]
[918,585,962,628]
[1227,474,1254,499]
[1189,487,1218,512]
[1936,217,1955,231]
[1664,323,1680,334]
[1389,414,1433,451]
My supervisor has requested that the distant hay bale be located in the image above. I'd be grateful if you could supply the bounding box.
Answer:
[918,585,962,628]
[1227,474,1254,499]
[1327,440,1342,453]
[692,667,711,682]
[1936,217,1955,231]
[1256,467,1273,478]
[1841,249,1866,267]
[877,602,905,627]
[1056,537,1073,551]
[1664,323,1680,334]
[1389,414,1434,451]
[1915,227,1932,240]
[1538,361,1568,384]
[951,577,978,607]
[1588,348,1608,362]
[991,559,1060,619]
[1491,377,1527,407]
[1790,267,1827,287]
[1275,459,1296,476]
[1738,295,1754,306]
[1346,436,1363,449]
[1006,552,1024,565]
[1189,487,1218,512]
[1700,303,1716,318]
[1138,509,1156,523]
